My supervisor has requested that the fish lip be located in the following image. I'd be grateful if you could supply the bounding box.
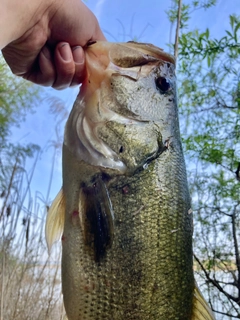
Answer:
[86,40,97,46]
[85,40,175,66]
[125,41,176,64]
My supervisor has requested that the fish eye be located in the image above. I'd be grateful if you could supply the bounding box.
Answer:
[155,77,171,93]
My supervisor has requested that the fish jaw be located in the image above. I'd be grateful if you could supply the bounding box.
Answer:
[64,41,176,175]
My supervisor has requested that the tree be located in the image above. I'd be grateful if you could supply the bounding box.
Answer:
[169,2,240,318]
[0,55,39,143]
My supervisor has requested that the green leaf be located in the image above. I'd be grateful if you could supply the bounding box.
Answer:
[226,30,233,38]
[230,15,235,29]
[205,28,210,39]
[207,55,211,67]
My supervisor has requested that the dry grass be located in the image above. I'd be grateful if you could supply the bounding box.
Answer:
[0,151,65,320]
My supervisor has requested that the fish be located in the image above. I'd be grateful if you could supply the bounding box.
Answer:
[45,41,215,320]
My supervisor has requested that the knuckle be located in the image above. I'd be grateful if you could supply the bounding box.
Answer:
[60,64,75,77]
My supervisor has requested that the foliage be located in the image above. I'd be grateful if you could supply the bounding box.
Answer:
[169,2,240,318]
[168,0,217,29]
[179,15,240,66]
[0,55,39,143]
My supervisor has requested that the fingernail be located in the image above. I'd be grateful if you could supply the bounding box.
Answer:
[72,46,84,64]
[42,46,51,60]
[59,43,72,62]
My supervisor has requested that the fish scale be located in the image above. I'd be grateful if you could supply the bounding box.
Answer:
[46,41,216,320]
[61,147,193,319]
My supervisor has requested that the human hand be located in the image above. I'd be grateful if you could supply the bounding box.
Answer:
[1,0,106,89]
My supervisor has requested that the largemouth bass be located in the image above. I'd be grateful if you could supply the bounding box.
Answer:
[46,41,215,320]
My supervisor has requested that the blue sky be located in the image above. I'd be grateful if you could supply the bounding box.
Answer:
[10,0,240,210]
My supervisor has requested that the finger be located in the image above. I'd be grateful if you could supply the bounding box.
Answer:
[52,42,75,90]
[24,45,56,86]
[70,46,86,86]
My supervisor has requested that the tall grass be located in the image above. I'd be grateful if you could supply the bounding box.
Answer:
[0,148,65,320]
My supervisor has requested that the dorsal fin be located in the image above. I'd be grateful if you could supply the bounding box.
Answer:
[45,188,65,253]
[192,281,216,320]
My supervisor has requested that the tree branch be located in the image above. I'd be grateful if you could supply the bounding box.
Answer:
[231,207,240,300]
[194,254,239,304]
[211,307,240,318]
[174,0,182,60]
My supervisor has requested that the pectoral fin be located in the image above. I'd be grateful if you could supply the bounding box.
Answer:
[192,281,215,320]
[45,188,65,253]
[81,177,114,262]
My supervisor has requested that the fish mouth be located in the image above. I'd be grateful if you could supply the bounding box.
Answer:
[64,41,175,174]
[86,40,175,66]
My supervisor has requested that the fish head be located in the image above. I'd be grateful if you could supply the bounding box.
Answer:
[64,41,177,175]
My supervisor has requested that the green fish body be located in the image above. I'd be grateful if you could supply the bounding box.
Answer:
[46,41,215,320]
